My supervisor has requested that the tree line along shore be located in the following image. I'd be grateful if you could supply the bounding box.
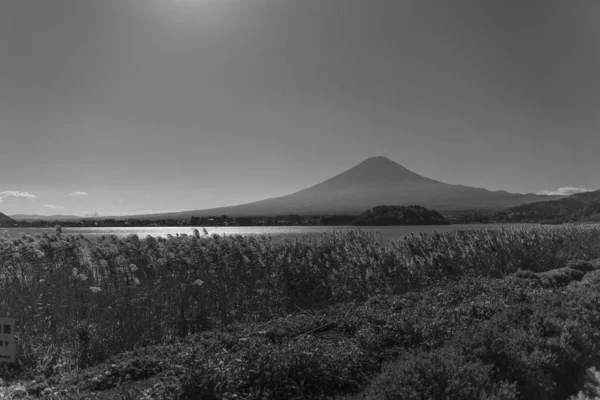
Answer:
[2,205,450,228]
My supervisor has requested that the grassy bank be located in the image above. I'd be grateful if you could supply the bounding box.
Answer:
[1,226,600,398]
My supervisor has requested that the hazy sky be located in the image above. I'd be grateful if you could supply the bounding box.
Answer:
[1,0,598,216]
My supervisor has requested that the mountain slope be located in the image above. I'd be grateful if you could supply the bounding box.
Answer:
[509,189,600,220]
[107,156,564,220]
[0,212,16,226]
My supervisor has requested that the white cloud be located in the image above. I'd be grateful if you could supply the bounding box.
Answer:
[537,187,595,196]
[69,191,89,196]
[43,204,65,209]
[83,212,101,218]
[0,191,37,203]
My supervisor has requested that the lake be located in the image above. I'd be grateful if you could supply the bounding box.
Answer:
[1,223,543,242]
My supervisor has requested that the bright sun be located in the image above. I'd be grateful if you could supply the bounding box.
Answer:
[158,0,236,16]
[149,0,240,30]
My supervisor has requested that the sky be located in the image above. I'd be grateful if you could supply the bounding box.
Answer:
[1,0,598,216]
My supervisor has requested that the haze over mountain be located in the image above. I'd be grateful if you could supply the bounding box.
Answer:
[107,157,565,220]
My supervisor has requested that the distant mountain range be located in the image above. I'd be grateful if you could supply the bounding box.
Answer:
[10,214,84,221]
[99,156,565,220]
[508,189,600,221]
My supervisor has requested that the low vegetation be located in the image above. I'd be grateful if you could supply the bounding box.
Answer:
[1,225,600,399]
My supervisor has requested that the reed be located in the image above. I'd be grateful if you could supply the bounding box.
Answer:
[1,224,599,376]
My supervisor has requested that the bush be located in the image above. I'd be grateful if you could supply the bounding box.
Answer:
[464,306,594,400]
[181,335,365,399]
[583,269,600,284]
[538,267,586,287]
[361,346,517,400]
[567,259,600,273]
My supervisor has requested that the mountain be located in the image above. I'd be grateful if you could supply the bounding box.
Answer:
[105,156,565,220]
[0,212,16,226]
[10,214,83,221]
[508,189,600,221]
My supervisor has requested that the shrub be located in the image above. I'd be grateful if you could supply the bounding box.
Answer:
[567,259,600,273]
[360,346,518,400]
[538,267,586,287]
[461,301,597,400]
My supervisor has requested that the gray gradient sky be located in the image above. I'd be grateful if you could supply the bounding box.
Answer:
[1,0,598,216]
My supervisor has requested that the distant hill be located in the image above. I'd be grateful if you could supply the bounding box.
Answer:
[102,156,565,220]
[0,212,16,226]
[352,205,449,226]
[10,214,83,221]
[508,189,600,222]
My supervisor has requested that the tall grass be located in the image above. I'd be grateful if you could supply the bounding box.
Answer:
[1,225,599,376]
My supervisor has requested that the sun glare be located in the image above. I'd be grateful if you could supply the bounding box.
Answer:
[148,0,243,33]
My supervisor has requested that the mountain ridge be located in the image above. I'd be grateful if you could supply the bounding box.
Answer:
[508,189,600,221]
[0,211,16,226]
[98,156,564,220]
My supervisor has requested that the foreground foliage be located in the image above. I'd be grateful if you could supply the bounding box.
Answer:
[1,225,600,398]
[7,259,600,399]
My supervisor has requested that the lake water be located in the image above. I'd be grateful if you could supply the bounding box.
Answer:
[2,223,542,242]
